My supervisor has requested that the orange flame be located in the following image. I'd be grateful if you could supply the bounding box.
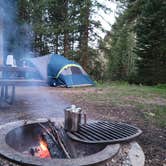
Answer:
[40,140,48,151]
[36,140,50,158]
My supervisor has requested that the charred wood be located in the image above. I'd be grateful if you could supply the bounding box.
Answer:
[41,133,66,158]
[47,121,71,158]
[38,122,71,159]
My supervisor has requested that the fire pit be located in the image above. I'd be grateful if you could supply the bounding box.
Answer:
[0,118,120,166]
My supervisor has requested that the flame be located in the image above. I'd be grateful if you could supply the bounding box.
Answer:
[36,140,50,158]
[40,140,48,151]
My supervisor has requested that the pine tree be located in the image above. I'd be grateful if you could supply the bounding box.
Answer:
[79,0,91,70]
[16,0,112,80]
[104,12,137,81]
[135,0,166,84]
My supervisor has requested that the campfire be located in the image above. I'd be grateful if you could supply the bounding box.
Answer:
[0,106,143,166]
[23,120,71,159]
[0,117,144,166]
[14,105,142,162]
[37,139,50,158]
[28,139,50,158]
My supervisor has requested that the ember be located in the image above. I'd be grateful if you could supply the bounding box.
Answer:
[25,122,70,159]
[37,140,50,158]
[28,139,51,158]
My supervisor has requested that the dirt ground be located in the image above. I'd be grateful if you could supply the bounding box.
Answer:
[0,86,165,166]
[59,87,166,166]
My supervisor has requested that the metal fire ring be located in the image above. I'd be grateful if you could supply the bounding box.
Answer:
[0,118,120,166]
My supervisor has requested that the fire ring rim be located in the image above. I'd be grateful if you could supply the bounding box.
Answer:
[0,118,120,166]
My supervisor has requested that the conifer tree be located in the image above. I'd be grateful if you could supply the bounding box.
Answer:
[135,0,166,84]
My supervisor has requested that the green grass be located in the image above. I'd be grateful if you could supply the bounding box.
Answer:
[86,82,166,127]
[96,81,166,97]
[154,106,166,127]
[136,104,166,127]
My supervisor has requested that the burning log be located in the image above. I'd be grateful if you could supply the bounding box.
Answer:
[29,147,35,156]
[47,121,71,158]
[38,122,71,159]
[41,133,65,158]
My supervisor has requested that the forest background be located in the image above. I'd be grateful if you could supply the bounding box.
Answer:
[3,0,166,85]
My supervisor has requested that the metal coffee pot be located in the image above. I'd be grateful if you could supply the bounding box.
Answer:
[64,105,87,132]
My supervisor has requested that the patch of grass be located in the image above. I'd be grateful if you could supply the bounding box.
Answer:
[154,107,166,127]
[154,84,166,89]
[96,82,166,97]
[143,105,166,128]
[96,81,129,87]
[85,82,166,127]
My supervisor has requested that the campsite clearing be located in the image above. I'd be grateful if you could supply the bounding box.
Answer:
[60,83,166,166]
[0,83,165,166]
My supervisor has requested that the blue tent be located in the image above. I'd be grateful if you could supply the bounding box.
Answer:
[47,54,94,87]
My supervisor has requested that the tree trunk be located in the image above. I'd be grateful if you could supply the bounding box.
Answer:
[63,0,70,57]
[0,18,3,65]
[55,35,59,54]
[64,33,70,57]
[79,1,91,70]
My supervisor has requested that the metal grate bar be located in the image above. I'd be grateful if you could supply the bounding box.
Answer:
[67,121,142,144]
[94,122,135,137]
[80,125,109,140]
[80,125,116,140]
[72,132,90,141]
[103,121,137,132]
[86,123,128,138]
[75,131,98,141]
[85,123,124,139]
[78,128,105,141]
[87,122,130,138]
[80,127,110,140]
[98,121,137,134]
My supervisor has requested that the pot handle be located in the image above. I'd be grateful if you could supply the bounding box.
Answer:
[82,112,87,125]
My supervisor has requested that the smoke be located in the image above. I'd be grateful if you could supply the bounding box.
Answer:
[0,0,32,65]
[0,1,70,120]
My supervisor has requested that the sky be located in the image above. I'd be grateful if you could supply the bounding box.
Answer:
[94,0,117,38]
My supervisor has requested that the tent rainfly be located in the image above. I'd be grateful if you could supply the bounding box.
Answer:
[23,54,94,87]
[47,54,94,87]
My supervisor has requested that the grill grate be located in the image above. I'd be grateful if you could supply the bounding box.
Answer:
[67,121,142,143]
